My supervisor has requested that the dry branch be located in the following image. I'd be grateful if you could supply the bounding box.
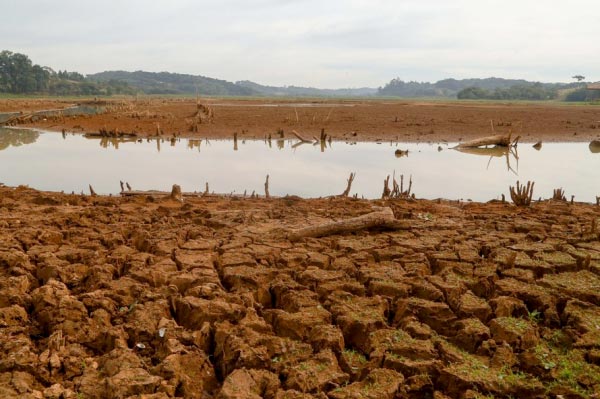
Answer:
[339,173,356,197]
[288,207,397,241]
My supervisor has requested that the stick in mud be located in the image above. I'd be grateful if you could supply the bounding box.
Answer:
[339,172,356,197]
[89,185,97,196]
[264,175,270,199]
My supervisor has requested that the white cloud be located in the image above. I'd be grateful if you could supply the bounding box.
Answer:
[2,0,598,87]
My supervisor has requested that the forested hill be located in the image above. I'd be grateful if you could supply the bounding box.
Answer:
[235,80,377,97]
[377,77,580,99]
[87,71,258,96]
[0,50,135,95]
[87,72,378,97]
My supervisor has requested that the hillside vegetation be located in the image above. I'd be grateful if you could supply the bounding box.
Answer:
[1,50,596,101]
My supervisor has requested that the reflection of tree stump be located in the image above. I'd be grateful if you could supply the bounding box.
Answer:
[171,184,183,202]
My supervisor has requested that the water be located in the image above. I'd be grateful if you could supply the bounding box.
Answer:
[1,128,599,202]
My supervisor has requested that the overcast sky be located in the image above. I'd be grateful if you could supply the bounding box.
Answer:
[2,0,598,88]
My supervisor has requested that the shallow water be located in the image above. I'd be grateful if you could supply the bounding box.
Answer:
[1,128,599,202]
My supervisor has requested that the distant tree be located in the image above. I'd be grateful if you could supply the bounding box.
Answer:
[457,87,490,99]
[0,50,51,93]
[572,75,585,82]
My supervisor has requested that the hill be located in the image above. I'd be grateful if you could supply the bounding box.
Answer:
[377,77,580,98]
[235,80,377,97]
[87,71,257,96]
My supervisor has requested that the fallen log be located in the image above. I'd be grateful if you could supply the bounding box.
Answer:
[288,207,398,241]
[455,133,512,149]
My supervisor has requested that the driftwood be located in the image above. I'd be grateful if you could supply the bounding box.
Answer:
[288,207,399,241]
[456,133,512,149]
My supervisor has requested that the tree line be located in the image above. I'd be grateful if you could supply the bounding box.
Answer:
[456,83,559,101]
[0,50,136,96]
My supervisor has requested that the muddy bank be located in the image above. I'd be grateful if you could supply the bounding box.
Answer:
[2,98,600,143]
[1,184,600,398]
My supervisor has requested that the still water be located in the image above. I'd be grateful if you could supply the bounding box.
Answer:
[0,128,599,202]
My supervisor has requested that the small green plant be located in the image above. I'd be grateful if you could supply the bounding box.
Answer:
[528,310,542,324]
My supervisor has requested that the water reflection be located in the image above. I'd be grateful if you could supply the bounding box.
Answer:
[454,145,519,174]
[0,128,39,151]
[0,129,599,201]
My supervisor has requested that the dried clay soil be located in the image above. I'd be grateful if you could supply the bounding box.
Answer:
[1,184,600,398]
[3,98,600,143]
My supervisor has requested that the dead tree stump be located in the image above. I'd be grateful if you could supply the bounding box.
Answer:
[171,184,183,202]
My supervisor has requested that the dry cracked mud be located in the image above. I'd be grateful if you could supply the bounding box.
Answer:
[1,184,600,398]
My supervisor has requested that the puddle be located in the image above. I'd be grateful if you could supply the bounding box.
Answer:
[0,128,599,201]
[0,105,105,124]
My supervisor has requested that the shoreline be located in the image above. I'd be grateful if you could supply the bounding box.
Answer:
[0,97,598,144]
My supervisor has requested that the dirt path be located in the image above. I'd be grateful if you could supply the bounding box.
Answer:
[2,98,600,143]
[1,185,599,398]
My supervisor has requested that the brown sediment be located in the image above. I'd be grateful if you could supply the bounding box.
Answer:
[1,184,600,398]
[1,97,600,143]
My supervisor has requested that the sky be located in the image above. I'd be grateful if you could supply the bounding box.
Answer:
[2,0,599,88]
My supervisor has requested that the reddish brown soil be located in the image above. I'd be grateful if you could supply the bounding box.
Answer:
[0,99,75,113]
[1,184,600,398]
[2,98,600,143]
